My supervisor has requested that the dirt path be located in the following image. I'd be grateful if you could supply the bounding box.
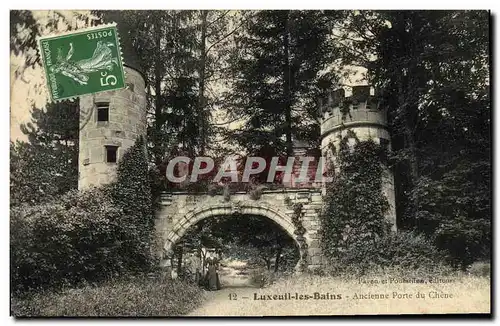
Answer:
[187,260,264,316]
[188,286,259,316]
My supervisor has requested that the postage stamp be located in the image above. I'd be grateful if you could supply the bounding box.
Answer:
[38,24,126,102]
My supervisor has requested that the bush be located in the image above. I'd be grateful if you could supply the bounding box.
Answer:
[324,231,449,276]
[468,261,490,277]
[10,188,125,294]
[249,269,276,288]
[11,277,204,317]
[248,185,264,200]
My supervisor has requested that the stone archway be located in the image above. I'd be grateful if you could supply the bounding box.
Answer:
[163,201,303,267]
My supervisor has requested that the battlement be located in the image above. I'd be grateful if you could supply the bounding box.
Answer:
[319,85,387,138]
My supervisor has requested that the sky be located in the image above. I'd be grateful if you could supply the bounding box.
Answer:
[10,50,46,141]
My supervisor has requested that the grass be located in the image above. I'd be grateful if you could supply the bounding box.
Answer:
[189,270,490,316]
[12,269,491,316]
[11,276,206,317]
[468,261,491,277]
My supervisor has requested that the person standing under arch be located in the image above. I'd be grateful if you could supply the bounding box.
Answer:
[204,253,221,291]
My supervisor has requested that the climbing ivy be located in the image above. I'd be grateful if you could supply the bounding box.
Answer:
[320,135,391,271]
[111,136,157,273]
[292,203,308,272]
[10,137,157,293]
[339,98,352,119]
[319,134,447,274]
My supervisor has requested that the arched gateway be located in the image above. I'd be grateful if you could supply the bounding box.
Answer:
[156,190,324,269]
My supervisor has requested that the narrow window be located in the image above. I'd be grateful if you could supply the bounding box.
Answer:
[96,102,110,122]
[105,145,118,163]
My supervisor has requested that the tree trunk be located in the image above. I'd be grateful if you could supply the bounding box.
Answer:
[397,13,420,225]
[198,10,208,156]
[283,11,293,156]
[153,15,163,166]
[274,247,282,272]
[176,247,183,274]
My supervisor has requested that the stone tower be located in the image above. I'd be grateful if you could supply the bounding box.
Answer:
[78,23,147,189]
[319,85,396,228]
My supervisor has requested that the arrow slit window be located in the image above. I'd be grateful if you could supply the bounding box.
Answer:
[105,145,118,163]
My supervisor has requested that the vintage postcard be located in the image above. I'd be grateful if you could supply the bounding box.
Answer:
[10,9,491,317]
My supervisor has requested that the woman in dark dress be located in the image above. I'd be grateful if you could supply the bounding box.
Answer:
[206,261,217,291]
[205,257,221,291]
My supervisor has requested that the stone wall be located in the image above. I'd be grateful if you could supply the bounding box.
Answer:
[155,188,324,270]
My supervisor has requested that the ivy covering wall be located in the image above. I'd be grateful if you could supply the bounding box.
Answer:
[320,135,446,274]
[320,136,390,261]
[111,136,157,272]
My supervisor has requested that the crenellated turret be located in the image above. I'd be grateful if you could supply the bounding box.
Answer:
[320,85,389,149]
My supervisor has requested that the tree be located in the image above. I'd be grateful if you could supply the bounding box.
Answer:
[224,10,342,157]
[179,214,299,272]
[11,100,79,205]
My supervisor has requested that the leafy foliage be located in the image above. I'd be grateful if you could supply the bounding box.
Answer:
[111,136,157,272]
[179,214,299,272]
[291,203,308,271]
[325,231,447,275]
[11,137,157,294]
[414,169,491,268]
[10,188,124,294]
[10,100,79,206]
[336,10,490,267]
[320,136,449,273]
[96,10,241,165]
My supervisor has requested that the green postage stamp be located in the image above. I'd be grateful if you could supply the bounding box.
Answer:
[38,24,126,102]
